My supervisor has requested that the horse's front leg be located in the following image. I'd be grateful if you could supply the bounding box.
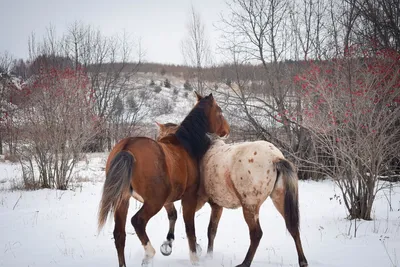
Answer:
[206,200,223,258]
[160,203,177,256]
[181,186,202,265]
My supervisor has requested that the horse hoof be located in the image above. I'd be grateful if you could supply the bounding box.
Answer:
[190,251,200,265]
[160,241,173,256]
[141,258,151,267]
[300,260,308,267]
[196,243,202,257]
[206,252,213,259]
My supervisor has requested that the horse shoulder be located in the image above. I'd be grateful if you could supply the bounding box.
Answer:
[158,138,198,190]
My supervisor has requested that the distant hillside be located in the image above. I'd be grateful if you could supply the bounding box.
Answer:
[90,60,306,84]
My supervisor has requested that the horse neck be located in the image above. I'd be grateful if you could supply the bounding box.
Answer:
[175,125,211,161]
[174,100,212,160]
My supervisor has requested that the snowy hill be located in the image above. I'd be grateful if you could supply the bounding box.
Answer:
[114,71,276,141]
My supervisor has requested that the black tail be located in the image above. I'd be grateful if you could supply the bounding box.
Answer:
[98,151,134,232]
[275,159,300,234]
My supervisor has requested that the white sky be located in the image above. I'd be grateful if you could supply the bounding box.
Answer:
[0,0,228,65]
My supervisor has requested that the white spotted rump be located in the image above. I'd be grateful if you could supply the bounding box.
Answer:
[201,140,285,209]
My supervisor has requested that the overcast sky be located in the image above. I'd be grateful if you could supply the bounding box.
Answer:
[0,0,227,65]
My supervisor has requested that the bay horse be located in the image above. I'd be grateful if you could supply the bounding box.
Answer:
[155,120,308,267]
[97,92,230,267]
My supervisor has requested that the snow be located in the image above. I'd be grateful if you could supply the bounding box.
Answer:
[1,153,399,267]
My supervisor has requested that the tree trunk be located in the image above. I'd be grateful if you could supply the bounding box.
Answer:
[0,133,3,155]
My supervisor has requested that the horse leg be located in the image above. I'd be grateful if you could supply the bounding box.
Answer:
[160,203,177,256]
[181,187,202,265]
[113,199,130,267]
[236,205,262,267]
[131,202,164,266]
[206,201,223,258]
[271,190,308,267]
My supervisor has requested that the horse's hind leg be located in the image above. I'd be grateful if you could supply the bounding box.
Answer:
[236,205,262,267]
[271,189,308,267]
[131,202,164,266]
[160,203,177,256]
[114,199,130,267]
[207,201,223,257]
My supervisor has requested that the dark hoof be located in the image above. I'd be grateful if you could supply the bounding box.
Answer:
[300,260,308,267]
[235,264,249,267]
[160,241,172,256]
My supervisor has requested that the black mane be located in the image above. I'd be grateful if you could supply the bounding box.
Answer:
[175,97,211,160]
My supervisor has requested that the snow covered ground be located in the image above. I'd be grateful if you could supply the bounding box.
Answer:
[0,153,399,267]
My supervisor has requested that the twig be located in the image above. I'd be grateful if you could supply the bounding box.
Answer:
[347,219,352,236]
[13,194,22,210]
[381,238,397,267]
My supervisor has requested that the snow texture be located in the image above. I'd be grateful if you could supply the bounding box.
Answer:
[1,153,399,267]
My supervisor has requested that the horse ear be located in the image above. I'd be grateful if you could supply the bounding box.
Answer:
[208,93,213,99]
[194,91,203,101]
[155,121,164,130]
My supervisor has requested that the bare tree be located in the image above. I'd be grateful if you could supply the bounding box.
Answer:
[63,22,139,118]
[216,0,323,178]
[218,0,291,136]
[0,51,14,74]
[181,5,211,95]
[11,59,29,80]
[289,0,330,60]
[27,22,142,151]
[351,0,400,51]
[0,51,18,156]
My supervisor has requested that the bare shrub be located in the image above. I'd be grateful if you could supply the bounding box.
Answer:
[109,89,151,142]
[164,78,171,88]
[4,153,18,163]
[297,45,400,220]
[17,67,97,190]
[183,80,192,90]
[154,86,162,93]
[154,98,174,116]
